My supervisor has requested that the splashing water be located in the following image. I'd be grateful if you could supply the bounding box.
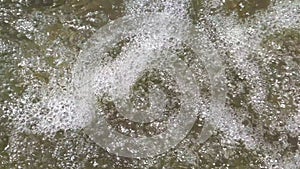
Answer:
[1,0,299,168]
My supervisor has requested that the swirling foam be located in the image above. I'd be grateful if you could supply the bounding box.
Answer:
[3,0,299,167]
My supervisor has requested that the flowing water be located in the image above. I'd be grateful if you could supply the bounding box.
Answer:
[0,0,299,168]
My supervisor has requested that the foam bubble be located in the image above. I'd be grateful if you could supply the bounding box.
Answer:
[2,0,299,168]
[201,1,300,167]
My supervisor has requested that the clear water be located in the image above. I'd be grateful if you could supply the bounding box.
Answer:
[0,0,299,168]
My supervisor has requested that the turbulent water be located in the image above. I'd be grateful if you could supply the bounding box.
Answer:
[0,0,299,168]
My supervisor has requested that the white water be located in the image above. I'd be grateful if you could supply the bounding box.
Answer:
[3,0,299,168]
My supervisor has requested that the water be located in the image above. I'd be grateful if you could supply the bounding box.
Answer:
[0,0,299,168]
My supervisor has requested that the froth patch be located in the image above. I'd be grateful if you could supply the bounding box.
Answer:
[203,1,299,168]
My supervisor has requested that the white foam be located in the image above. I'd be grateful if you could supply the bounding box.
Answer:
[3,0,299,167]
[202,1,300,167]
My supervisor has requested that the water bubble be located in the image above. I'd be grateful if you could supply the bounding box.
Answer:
[75,12,226,158]
[1,0,299,168]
